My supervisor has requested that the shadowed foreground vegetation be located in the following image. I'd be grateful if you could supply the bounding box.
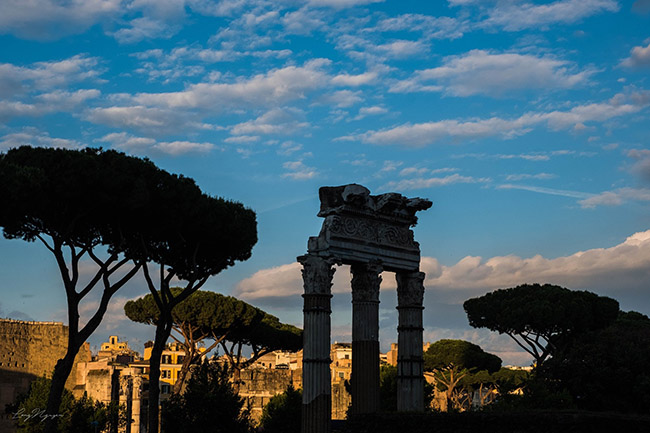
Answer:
[339,412,650,433]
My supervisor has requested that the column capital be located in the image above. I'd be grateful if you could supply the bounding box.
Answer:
[350,260,382,303]
[396,271,425,308]
[298,254,338,296]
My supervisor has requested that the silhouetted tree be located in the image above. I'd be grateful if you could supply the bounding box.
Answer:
[127,184,257,433]
[541,310,650,413]
[423,339,501,411]
[463,283,619,367]
[124,288,266,393]
[161,360,251,433]
[218,313,302,390]
[0,146,173,432]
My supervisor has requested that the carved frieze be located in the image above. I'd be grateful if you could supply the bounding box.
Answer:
[327,215,418,250]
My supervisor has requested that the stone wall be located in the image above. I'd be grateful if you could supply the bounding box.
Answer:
[0,318,92,432]
[238,368,295,422]
[238,367,352,423]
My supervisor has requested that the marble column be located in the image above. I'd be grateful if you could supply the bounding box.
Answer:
[395,271,425,412]
[350,261,382,415]
[299,254,336,433]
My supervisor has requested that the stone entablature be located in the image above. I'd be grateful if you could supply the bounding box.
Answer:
[307,184,431,272]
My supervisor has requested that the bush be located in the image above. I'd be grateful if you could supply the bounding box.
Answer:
[7,377,123,433]
[258,385,301,433]
[162,360,252,433]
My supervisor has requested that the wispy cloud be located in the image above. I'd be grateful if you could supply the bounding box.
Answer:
[346,91,649,147]
[391,50,593,96]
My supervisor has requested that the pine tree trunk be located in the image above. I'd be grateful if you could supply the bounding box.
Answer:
[148,318,173,433]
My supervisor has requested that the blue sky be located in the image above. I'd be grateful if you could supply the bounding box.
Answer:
[1,0,650,366]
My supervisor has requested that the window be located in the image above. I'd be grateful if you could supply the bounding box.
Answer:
[161,384,170,394]
[162,355,172,364]
[161,370,171,379]
[177,356,184,364]
[339,372,344,378]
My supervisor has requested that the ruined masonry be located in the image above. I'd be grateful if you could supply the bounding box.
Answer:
[299,184,432,433]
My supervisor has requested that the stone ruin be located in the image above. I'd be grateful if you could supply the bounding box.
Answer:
[298,184,432,433]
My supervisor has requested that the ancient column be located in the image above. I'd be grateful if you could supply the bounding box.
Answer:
[395,271,425,412]
[350,261,382,415]
[300,254,336,433]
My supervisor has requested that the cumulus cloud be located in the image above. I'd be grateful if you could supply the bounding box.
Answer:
[391,50,593,97]
[98,131,216,155]
[628,148,650,182]
[307,0,384,8]
[348,91,649,147]
[331,72,378,86]
[112,17,180,44]
[374,14,466,40]
[481,0,620,31]
[230,108,309,136]
[621,40,650,68]
[0,128,82,151]
[322,90,363,107]
[282,160,318,180]
[132,59,331,111]
[85,105,215,134]
[0,55,102,97]
[235,230,650,307]
[0,0,123,40]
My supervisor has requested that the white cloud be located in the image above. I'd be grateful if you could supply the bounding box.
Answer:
[0,128,82,151]
[322,90,363,107]
[351,91,649,147]
[0,89,100,121]
[277,141,303,155]
[98,131,216,155]
[628,148,650,182]
[505,173,556,181]
[282,160,318,180]
[132,59,331,110]
[382,173,490,191]
[230,108,309,136]
[112,17,180,44]
[85,105,213,134]
[481,0,620,31]
[374,14,465,40]
[307,0,384,8]
[392,50,593,97]
[0,55,101,97]
[579,187,650,208]
[331,71,378,86]
[0,0,123,40]
[621,40,650,68]
[235,230,650,305]
[224,135,260,143]
[353,105,387,120]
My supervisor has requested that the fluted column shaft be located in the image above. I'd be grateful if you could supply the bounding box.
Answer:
[300,255,336,433]
[396,271,425,412]
[350,261,382,415]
